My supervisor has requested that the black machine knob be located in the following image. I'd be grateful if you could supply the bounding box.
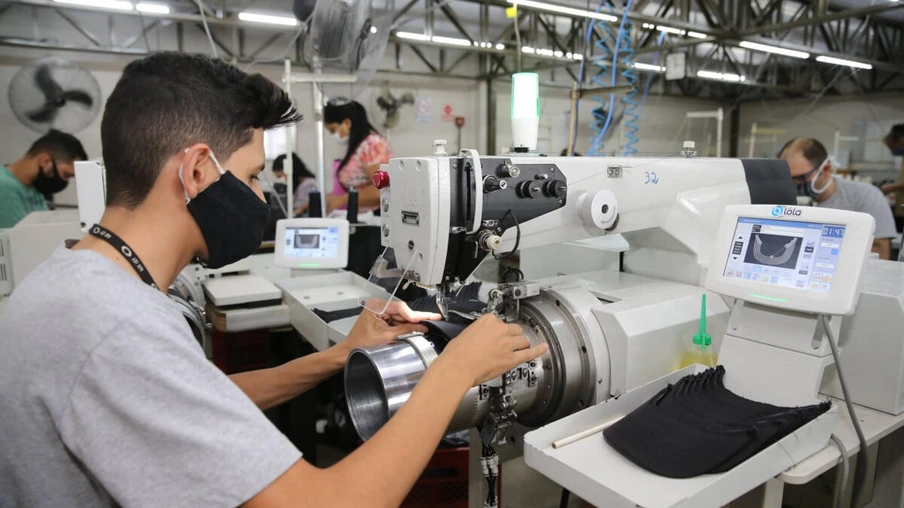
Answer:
[483,176,508,193]
[517,180,544,199]
[544,180,567,198]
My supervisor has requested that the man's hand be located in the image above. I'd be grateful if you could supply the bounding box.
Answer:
[341,300,442,353]
[437,314,548,387]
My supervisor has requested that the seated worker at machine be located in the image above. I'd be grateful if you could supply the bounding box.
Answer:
[0,129,87,228]
[271,153,318,216]
[323,99,393,213]
[880,123,904,258]
[780,137,897,259]
[0,52,546,508]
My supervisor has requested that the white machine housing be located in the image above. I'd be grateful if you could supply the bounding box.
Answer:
[378,154,789,290]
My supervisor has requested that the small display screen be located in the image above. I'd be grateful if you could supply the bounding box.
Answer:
[284,227,340,259]
[723,217,846,294]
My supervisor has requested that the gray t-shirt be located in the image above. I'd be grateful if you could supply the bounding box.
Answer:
[819,177,898,240]
[0,248,301,507]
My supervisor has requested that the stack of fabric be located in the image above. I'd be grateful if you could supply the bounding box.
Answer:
[603,366,830,478]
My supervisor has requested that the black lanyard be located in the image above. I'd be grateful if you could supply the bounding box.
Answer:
[88,224,159,290]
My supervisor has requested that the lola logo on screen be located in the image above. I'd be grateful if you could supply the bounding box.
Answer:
[771,206,802,217]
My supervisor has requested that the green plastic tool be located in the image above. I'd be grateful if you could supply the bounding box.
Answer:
[693,294,712,350]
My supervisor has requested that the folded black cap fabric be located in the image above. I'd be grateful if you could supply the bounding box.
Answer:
[603,366,830,479]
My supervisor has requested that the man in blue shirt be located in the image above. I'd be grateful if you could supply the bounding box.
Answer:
[0,130,87,228]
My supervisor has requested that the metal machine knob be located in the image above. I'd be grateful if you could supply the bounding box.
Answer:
[483,176,507,193]
[544,180,567,198]
[517,180,543,199]
[478,230,503,252]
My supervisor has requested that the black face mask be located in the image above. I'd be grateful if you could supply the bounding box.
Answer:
[184,155,270,269]
[33,159,68,197]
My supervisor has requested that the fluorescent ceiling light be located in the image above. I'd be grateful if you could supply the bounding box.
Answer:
[237,12,298,26]
[508,0,617,23]
[397,32,476,48]
[739,41,809,59]
[53,0,133,10]
[634,62,665,72]
[697,70,746,82]
[396,31,431,41]
[816,55,872,70]
[496,43,506,50]
[657,26,684,35]
[687,31,707,39]
[135,2,169,13]
[432,35,471,46]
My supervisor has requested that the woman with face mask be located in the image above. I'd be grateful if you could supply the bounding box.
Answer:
[323,100,393,213]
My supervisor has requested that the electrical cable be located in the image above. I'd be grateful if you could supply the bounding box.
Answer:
[637,31,666,121]
[194,0,219,59]
[391,0,458,29]
[619,16,639,156]
[570,2,608,155]
[599,0,634,146]
[830,433,850,508]
[587,6,615,156]
[243,26,305,72]
[513,12,522,73]
[493,209,521,260]
[559,488,571,508]
[822,313,869,505]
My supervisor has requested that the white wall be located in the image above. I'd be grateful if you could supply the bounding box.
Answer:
[736,93,904,172]
[0,42,734,206]
[493,82,730,157]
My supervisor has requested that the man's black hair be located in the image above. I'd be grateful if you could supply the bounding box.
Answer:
[323,100,379,182]
[101,52,302,208]
[887,124,904,144]
[26,129,87,162]
[778,137,828,167]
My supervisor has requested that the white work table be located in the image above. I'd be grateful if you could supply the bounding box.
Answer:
[735,396,904,508]
[781,397,904,484]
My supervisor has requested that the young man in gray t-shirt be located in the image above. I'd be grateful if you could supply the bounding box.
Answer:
[780,137,897,259]
[0,53,546,508]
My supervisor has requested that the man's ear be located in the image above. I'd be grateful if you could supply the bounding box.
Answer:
[35,153,53,171]
[180,145,213,202]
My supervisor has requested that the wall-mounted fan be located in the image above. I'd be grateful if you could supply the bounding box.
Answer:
[376,85,414,129]
[300,0,392,101]
[8,58,101,134]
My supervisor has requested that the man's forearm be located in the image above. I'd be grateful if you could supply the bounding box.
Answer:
[229,344,349,410]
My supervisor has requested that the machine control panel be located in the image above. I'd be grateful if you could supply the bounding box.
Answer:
[706,205,874,315]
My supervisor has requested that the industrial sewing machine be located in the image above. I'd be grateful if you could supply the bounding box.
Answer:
[342,149,904,507]
[345,151,796,442]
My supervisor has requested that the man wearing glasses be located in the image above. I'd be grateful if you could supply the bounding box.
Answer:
[779,137,897,260]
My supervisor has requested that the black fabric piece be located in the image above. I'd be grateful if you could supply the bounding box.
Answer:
[740,159,797,206]
[422,320,468,341]
[407,282,485,325]
[312,307,363,323]
[603,366,830,479]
